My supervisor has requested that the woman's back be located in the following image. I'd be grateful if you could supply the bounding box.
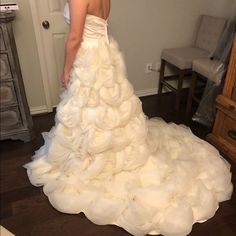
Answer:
[87,0,110,20]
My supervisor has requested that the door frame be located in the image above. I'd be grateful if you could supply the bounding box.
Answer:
[29,0,53,112]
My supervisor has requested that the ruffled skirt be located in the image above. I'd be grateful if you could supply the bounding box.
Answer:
[24,37,233,236]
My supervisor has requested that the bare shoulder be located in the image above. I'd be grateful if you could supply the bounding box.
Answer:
[87,0,110,4]
[68,0,89,34]
[68,0,89,15]
[68,0,90,9]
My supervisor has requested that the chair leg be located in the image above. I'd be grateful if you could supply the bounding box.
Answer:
[186,71,197,112]
[158,59,165,94]
[175,69,184,110]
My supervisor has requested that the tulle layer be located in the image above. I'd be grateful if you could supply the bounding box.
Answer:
[24,36,233,236]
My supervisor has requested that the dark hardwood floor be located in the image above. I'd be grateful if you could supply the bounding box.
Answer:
[1,92,236,236]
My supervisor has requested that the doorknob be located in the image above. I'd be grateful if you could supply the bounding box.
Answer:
[42,20,50,29]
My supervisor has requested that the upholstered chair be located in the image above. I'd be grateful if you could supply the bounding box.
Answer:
[186,58,223,112]
[158,15,227,110]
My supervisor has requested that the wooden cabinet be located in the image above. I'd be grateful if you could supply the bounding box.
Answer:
[207,34,236,161]
[0,12,34,142]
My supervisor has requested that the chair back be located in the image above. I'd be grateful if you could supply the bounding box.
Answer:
[194,15,227,55]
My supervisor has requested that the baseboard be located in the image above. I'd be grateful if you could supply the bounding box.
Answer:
[30,105,49,115]
[30,86,182,115]
[135,88,157,97]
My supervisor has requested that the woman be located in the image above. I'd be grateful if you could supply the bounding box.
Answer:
[25,1,233,236]
[62,0,110,88]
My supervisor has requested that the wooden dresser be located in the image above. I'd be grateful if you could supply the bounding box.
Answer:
[0,12,34,142]
[207,34,236,161]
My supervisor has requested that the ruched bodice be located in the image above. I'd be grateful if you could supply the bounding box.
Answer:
[64,3,109,43]
[83,15,109,43]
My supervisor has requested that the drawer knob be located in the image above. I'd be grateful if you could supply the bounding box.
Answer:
[228,130,236,141]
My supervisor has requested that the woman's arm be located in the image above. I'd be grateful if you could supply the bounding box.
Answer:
[62,0,89,88]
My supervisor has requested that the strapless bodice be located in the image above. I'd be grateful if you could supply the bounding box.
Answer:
[64,3,109,43]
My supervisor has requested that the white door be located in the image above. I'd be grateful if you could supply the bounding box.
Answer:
[30,0,68,110]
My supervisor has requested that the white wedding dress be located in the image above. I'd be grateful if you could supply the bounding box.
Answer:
[24,4,233,236]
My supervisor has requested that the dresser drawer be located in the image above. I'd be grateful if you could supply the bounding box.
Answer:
[220,115,236,147]
[0,53,12,80]
[0,107,22,131]
[0,26,6,51]
[0,82,17,106]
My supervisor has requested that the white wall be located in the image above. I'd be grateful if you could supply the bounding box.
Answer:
[1,0,234,113]
[109,0,234,94]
